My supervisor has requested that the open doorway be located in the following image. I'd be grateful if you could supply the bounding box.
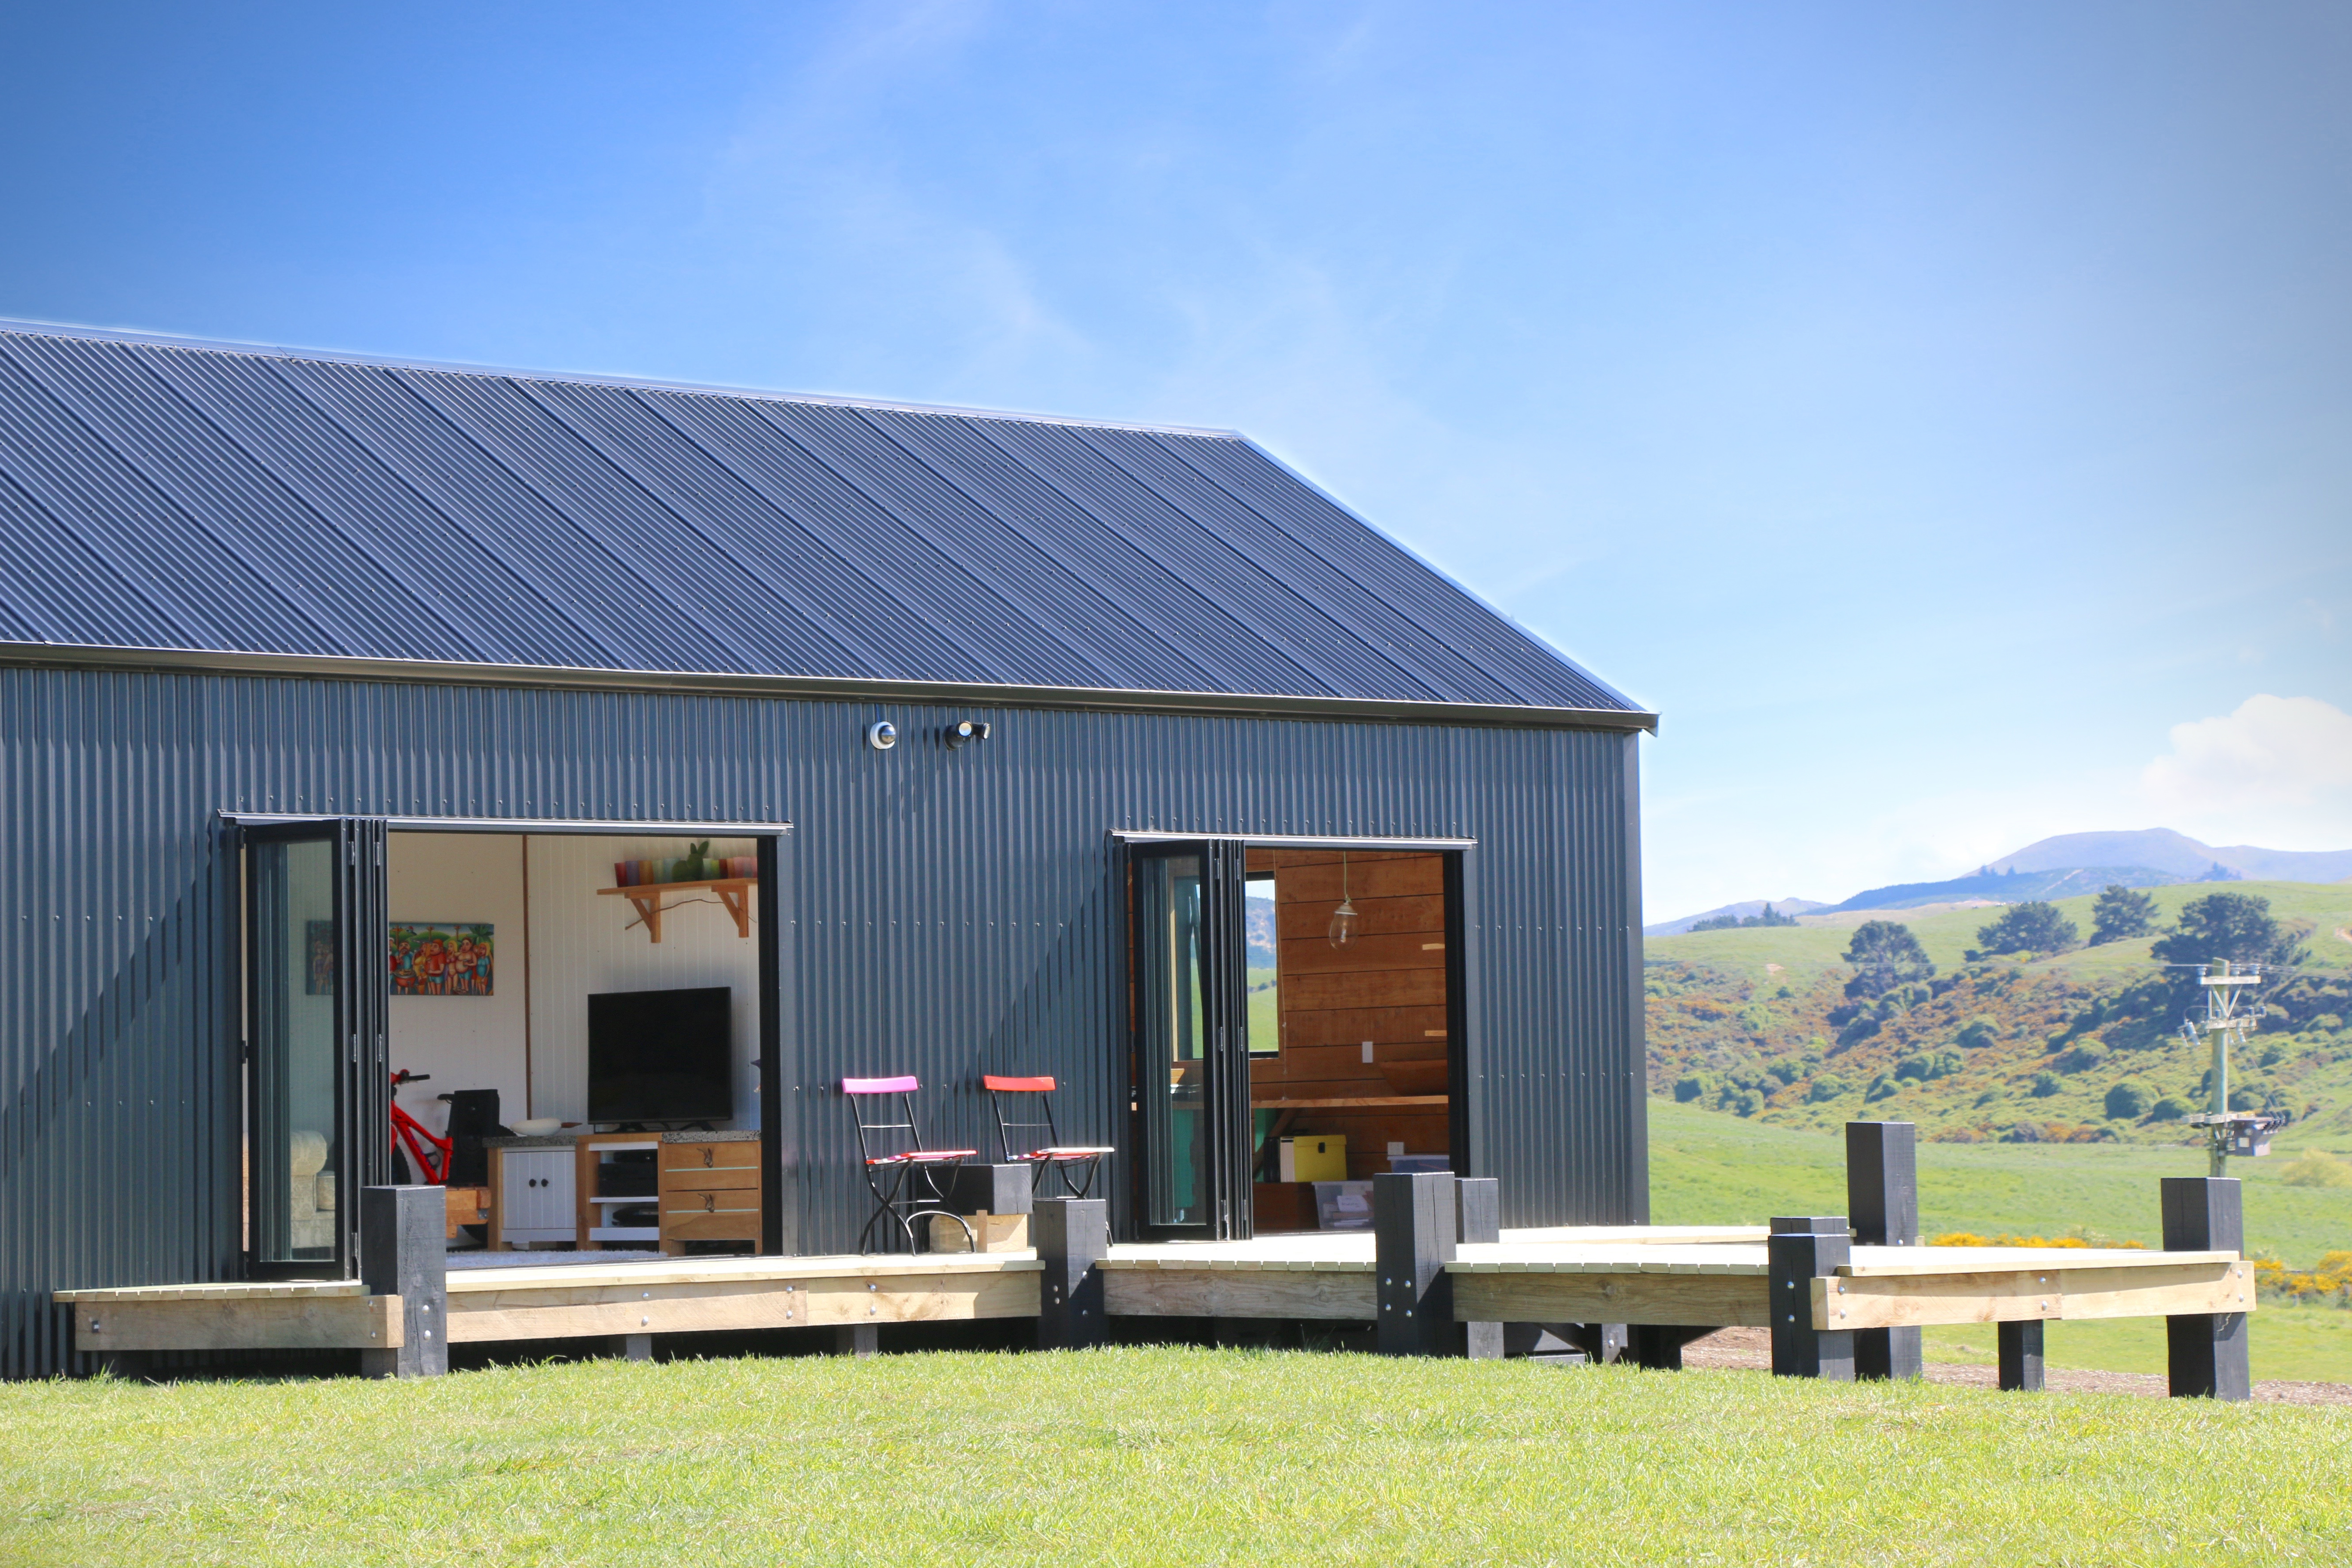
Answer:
[1125,837,1461,1241]
[1244,849,1453,1233]
[242,822,780,1280]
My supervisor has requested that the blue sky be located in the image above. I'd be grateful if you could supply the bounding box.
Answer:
[4,2,2346,918]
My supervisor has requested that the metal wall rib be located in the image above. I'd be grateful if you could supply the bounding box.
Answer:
[0,666,1644,1378]
[0,323,1645,719]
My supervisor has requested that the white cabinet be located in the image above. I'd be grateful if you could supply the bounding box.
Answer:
[493,1148,576,1246]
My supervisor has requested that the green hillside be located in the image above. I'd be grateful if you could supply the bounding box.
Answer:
[1644,879,2352,1150]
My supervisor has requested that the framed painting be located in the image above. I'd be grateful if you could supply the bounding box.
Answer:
[389,922,495,997]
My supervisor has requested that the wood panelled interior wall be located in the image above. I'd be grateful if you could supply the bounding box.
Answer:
[1248,849,1449,1191]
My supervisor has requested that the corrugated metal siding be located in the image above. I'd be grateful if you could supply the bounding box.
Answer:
[0,323,1641,717]
[0,666,1644,1378]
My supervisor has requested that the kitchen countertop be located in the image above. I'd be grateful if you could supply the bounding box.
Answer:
[482,1128,759,1150]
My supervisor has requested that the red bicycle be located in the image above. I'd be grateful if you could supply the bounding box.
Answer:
[390,1069,453,1185]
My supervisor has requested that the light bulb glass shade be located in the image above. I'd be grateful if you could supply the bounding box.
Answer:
[1327,897,1359,948]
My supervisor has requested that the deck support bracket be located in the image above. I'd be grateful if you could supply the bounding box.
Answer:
[1035,1197,1107,1350]
[361,1186,447,1378]
[1769,1215,1853,1381]
[1998,1320,2044,1391]
[1846,1122,1923,1381]
[2162,1177,2249,1401]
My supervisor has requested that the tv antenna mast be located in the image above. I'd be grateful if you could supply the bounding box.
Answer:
[2178,959,2289,1177]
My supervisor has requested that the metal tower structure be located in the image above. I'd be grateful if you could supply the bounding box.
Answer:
[2179,959,2290,1177]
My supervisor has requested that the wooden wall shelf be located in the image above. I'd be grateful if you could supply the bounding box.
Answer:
[597,877,756,943]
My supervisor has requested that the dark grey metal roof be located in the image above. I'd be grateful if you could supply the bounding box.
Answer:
[0,320,1650,729]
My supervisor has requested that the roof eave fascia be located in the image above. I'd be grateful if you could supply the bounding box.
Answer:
[0,641,1660,734]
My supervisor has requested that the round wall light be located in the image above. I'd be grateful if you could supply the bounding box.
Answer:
[866,720,899,751]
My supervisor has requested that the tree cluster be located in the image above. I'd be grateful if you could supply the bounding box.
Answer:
[1688,902,1801,932]
[1841,920,1933,1000]
[1973,900,2078,957]
[2090,885,2158,946]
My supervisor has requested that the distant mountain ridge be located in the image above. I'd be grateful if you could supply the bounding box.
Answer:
[1649,829,2351,932]
[1991,829,2352,884]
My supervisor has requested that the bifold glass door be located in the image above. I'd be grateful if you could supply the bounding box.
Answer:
[1131,840,1252,1240]
[245,819,388,1277]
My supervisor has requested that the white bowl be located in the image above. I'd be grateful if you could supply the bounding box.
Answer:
[511,1117,565,1136]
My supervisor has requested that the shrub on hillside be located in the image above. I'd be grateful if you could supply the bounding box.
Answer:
[1895,1050,1963,1082]
[1955,1017,1999,1052]
[2090,885,2159,945]
[2149,1096,2189,1122]
[1807,1075,1851,1103]
[1673,1073,1715,1103]
[1726,1088,1764,1117]
[1835,1015,1880,1048]
[1977,901,2079,956]
[2056,1041,2107,1073]
[2280,1150,2352,1189]
[2105,1081,2153,1120]
[2031,1071,2062,1098]
[1865,1075,1900,1102]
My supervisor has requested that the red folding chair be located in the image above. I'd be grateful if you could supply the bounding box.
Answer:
[842,1076,976,1253]
[982,1075,1116,1199]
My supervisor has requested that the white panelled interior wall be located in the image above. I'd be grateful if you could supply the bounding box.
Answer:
[386,833,530,1142]
[525,836,761,1129]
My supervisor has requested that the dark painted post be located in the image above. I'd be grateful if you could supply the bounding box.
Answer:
[360,1186,447,1378]
[1846,1122,1923,1380]
[946,1164,1036,1222]
[1035,1196,1108,1350]
[1375,1171,1458,1357]
[833,1324,878,1357]
[1454,1177,1503,1360]
[1624,1325,1708,1369]
[2161,1177,2250,1401]
[1768,1216,1854,1381]
[1998,1321,2044,1391]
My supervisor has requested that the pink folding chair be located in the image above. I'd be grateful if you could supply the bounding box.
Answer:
[842,1076,976,1253]
[982,1075,1116,1199]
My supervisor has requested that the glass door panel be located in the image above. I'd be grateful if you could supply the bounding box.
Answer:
[1131,840,1252,1239]
[245,819,388,1277]
[1136,852,1210,1229]
[249,835,343,1266]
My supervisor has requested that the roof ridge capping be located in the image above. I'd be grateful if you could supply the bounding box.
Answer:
[0,316,1243,438]
[0,641,1658,732]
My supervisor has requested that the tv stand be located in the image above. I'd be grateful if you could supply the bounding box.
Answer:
[573,1130,762,1252]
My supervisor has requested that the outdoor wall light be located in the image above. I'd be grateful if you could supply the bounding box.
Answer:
[944,720,992,749]
[866,720,899,751]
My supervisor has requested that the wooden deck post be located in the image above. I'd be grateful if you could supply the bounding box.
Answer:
[833,1325,879,1358]
[1846,1121,1923,1380]
[1454,1177,1504,1360]
[1998,1321,2044,1391]
[1768,1216,1853,1380]
[360,1186,447,1378]
[1035,1197,1108,1350]
[2161,1177,2249,1400]
[1375,1171,1457,1357]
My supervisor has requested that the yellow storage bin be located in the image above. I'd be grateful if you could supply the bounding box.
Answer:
[1277,1134,1348,1183]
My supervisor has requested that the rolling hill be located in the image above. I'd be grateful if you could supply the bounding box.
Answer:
[1642,879,2352,1156]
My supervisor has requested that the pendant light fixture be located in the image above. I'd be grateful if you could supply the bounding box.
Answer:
[1327,851,1360,948]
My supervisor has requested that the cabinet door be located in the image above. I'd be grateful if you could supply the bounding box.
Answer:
[506,1152,572,1232]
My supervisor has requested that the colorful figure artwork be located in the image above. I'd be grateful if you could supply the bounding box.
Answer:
[389,923,495,997]
[304,920,336,996]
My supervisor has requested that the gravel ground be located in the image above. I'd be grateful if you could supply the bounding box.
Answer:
[1677,1326,2352,1405]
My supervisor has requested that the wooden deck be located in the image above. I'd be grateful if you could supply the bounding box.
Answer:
[57,1228,2252,1356]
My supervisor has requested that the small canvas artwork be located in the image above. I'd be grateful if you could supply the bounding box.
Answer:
[304,920,336,995]
[390,923,495,997]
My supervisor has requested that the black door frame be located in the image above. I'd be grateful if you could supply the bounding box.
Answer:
[226,813,795,1276]
[1117,830,1476,1243]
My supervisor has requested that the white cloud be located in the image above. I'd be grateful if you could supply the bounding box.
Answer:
[2144,695,2352,815]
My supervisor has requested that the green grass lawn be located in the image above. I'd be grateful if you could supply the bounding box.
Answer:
[6,1348,2348,1567]
[1651,1097,2352,1381]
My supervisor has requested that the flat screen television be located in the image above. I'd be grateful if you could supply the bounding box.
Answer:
[587,985,734,1124]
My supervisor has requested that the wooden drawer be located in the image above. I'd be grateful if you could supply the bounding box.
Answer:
[659,1142,760,1175]
[661,1204,761,1242]
[663,1163,760,1193]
